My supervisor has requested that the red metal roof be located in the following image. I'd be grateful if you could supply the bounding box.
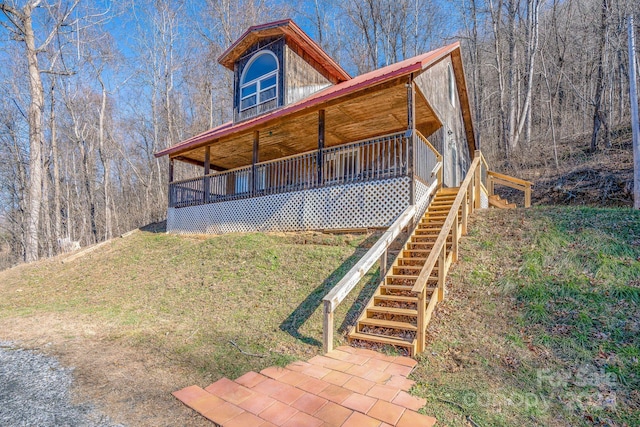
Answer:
[156,42,461,159]
[217,19,350,83]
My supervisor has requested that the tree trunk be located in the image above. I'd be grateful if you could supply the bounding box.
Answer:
[50,81,63,246]
[591,0,610,153]
[23,8,45,262]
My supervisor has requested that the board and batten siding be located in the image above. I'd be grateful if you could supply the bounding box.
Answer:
[414,57,470,187]
[284,45,331,105]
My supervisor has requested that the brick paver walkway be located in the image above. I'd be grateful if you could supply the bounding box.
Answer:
[173,346,436,426]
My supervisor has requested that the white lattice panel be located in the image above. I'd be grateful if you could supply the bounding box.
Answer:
[167,177,411,234]
[481,188,489,209]
[414,181,435,223]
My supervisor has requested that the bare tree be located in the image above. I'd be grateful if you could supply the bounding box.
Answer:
[591,0,611,152]
[0,0,80,261]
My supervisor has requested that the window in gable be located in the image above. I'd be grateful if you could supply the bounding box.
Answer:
[240,51,278,111]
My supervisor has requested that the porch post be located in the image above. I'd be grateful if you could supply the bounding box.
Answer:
[168,157,174,206]
[203,146,210,204]
[317,109,325,186]
[407,76,415,205]
[252,131,259,195]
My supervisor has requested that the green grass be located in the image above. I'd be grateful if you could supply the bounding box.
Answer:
[411,206,640,426]
[2,207,639,426]
[0,230,374,382]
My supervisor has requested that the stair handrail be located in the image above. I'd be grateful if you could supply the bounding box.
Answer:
[487,171,534,207]
[411,151,485,352]
[411,153,483,295]
[322,205,416,353]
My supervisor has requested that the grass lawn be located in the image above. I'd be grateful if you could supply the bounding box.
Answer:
[0,230,375,425]
[1,207,638,426]
[413,207,640,426]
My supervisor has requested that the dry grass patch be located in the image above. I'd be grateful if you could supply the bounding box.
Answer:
[0,230,375,426]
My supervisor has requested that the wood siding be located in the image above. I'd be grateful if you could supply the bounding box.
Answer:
[414,57,470,187]
[284,45,331,105]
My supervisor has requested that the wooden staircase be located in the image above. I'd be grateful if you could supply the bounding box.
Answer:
[488,193,516,209]
[348,188,460,355]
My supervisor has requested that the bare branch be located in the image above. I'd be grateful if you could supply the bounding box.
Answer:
[37,0,81,52]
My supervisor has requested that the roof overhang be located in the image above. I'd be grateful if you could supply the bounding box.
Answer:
[156,42,477,168]
[218,19,350,84]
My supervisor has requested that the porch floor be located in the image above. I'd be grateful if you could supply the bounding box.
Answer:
[173,346,436,426]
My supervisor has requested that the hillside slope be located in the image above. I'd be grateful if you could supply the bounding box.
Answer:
[0,230,374,426]
[1,207,639,426]
[414,206,640,426]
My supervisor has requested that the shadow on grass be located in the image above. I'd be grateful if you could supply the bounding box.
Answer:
[279,233,382,347]
[139,220,167,233]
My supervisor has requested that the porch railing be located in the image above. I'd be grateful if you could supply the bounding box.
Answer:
[413,131,442,188]
[169,131,439,208]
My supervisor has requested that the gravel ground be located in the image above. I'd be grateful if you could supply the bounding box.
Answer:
[0,342,124,427]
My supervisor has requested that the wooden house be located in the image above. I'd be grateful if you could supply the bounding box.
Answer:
[155,19,478,235]
[155,19,532,356]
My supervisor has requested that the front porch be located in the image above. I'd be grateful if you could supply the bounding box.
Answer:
[166,131,442,234]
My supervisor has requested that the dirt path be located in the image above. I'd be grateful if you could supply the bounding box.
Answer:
[0,341,121,426]
[0,315,210,427]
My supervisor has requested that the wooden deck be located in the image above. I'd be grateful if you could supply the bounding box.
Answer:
[168,132,440,209]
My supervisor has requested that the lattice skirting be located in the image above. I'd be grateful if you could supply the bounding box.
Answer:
[167,177,411,234]
[414,180,435,223]
[481,188,489,209]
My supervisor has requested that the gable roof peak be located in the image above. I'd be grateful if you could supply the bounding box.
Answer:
[217,19,350,84]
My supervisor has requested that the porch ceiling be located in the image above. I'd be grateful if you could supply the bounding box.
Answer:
[175,81,441,170]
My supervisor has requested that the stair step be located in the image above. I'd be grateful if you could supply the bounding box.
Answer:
[413,232,453,238]
[407,243,452,250]
[358,318,418,331]
[381,284,437,292]
[393,265,438,272]
[411,234,452,241]
[397,257,428,264]
[386,274,419,281]
[374,294,418,303]
[349,331,415,347]
[489,194,516,209]
[402,249,443,255]
[438,187,460,193]
[367,306,417,316]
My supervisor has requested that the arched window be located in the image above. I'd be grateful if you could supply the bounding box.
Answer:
[240,51,278,111]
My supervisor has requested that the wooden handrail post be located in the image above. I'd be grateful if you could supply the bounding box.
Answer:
[452,214,459,263]
[252,131,259,195]
[488,174,494,197]
[168,158,174,206]
[323,300,334,353]
[461,189,468,235]
[474,161,481,209]
[525,185,532,208]
[438,245,446,301]
[203,146,211,204]
[416,289,426,353]
[317,110,325,186]
[469,174,475,214]
[380,249,388,278]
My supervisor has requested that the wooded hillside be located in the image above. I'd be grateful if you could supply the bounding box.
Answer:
[0,0,638,268]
